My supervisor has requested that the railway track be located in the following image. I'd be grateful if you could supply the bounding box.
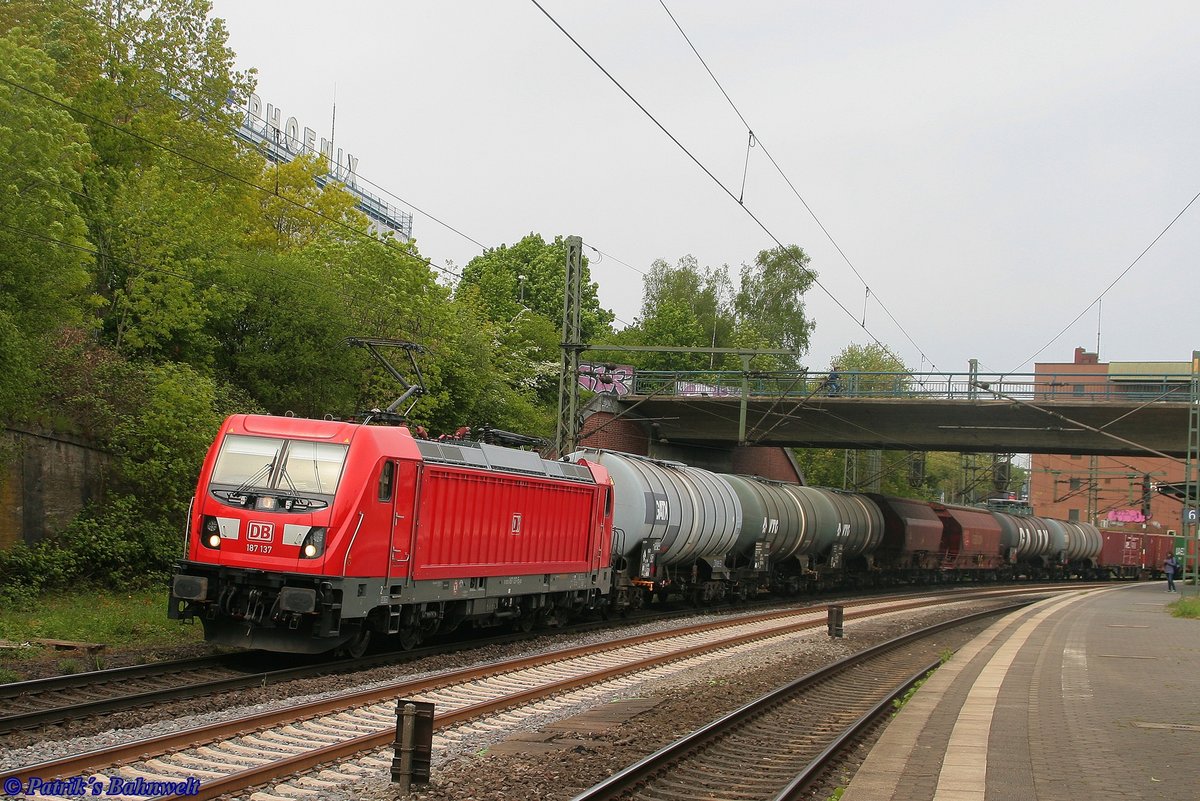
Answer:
[0,588,1056,800]
[0,653,278,732]
[570,606,1013,801]
[0,584,1056,733]
[0,603,720,733]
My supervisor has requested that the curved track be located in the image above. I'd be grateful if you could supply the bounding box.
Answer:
[0,588,1062,800]
[571,607,1012,801]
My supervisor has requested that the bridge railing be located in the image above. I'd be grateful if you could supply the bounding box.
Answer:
[627,371,1190,403]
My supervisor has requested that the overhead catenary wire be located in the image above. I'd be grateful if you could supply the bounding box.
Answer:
[530,0,1193,474]
[656,0,943,375]
[998,187,1200,375]
[528,0,880,350]
[528,0,1005,466]
[22,5,1187,476]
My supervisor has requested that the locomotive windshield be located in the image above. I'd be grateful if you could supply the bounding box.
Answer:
[210,434,349,495]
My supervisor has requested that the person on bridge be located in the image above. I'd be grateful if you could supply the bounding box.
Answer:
[826,365,841,396]
[1164,554,1180,592]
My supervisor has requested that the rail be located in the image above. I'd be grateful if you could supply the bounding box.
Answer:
[569,603,1029,801]
[626,370,1191,403]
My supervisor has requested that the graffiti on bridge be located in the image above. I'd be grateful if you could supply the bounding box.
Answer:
[578,363,634,396]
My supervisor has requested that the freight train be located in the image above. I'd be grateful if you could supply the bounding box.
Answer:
[167,414,1176,655]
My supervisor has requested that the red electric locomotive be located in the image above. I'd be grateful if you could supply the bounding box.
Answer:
[169,414,614,655]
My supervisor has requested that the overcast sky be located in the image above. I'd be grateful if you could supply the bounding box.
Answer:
[209,1,1199,377]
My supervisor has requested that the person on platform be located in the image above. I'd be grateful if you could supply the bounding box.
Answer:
[1164,554,1180,592]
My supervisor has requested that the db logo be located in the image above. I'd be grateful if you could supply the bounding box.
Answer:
[247,521,275,542]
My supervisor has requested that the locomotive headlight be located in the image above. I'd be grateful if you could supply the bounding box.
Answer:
[201,517,222,549]
[299,527,327,559]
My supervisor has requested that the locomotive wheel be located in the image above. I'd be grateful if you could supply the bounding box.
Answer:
[339,627,371,659]
[397,626,422,651]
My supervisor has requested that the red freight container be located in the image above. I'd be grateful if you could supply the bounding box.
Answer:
[1144,532,1176,577]
[1097,530,1151,577]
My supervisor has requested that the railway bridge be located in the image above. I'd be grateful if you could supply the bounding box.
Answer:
[578,367,1195,460]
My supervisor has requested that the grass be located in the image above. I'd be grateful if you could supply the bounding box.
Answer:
[1169,594,1200,619]
[892,650,954,715]
[0,587,203,650]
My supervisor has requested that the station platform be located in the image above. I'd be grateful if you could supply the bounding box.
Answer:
[842,582,1198,801]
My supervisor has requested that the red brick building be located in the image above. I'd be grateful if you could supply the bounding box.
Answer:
[1029,348,1189,535]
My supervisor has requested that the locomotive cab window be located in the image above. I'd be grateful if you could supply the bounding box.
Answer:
[211,434,349,495]
[378,461,395,502]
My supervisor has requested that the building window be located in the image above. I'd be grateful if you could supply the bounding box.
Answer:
[1073,384,1085,395]
[1070,454,1081,460]
[1069,477,1082,491]
[1068,509,1080,522]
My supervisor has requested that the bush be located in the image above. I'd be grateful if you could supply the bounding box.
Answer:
[0,358,261,604]
[0,495,183,606]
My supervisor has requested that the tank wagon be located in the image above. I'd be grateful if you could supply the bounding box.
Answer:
[171,418,1127,655]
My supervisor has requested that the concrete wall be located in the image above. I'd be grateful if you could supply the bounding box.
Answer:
[0,428,111,550]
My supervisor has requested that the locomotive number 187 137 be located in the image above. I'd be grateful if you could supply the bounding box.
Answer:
[247,544,273,554]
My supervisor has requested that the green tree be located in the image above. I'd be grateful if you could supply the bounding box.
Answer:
[453,233,613,434]
[735,245,815,366]
[794,343,916,493]
[457,233,615,342]
[825,342,910,395]
[0,29,95,418]
[102,158,253,363]
[211,249,363,417]
[611,255,737,371]
[249,154,366,251]
[613,247,815,372]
